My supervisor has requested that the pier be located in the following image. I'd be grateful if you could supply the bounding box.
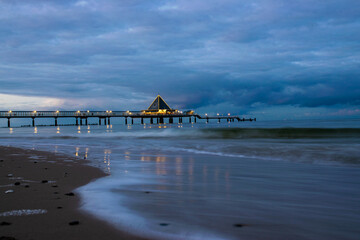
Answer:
[0,95,255,127]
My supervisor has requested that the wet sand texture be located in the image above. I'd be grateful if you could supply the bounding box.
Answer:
[0,146,147,240]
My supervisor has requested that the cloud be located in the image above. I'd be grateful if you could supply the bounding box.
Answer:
[0,0,359,119]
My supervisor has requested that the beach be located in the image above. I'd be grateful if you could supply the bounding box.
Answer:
[0,120,360,240]
[0,145,146,240]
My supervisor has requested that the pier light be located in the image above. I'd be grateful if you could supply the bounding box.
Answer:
[109,110,112,113]
[87,110,90,113]
[205,113,208,116]
[8,110,12,113]
[228,113,230,116]
[77,110,80,113]
[56,110,59,113]
[217,113,219,116]
[106,110,109,113]
[33,110,37,113]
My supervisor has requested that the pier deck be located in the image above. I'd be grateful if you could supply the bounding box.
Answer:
[0,111,255,127]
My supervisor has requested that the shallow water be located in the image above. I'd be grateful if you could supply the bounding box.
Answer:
[0,119,359,239]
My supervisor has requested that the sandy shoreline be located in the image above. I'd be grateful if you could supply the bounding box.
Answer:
[0,146,147,240]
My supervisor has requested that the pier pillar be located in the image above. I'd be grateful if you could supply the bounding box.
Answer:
[218,118,220,123]
[99,118,101,125]
[150,118,153,124]
[169,117,173,124]
[206,117,209,123]
[32,117,35,127]
[159,117,164,124]
[125,118,128,125]
[131,118,134,125]
[157,118,159,124]
[108,117,110,125]
[189,117,191,123]
[141,118,144,125]
[55,117,58,126]
[85,118,88,125]
[75,117,79,126]
[105,118,107,125]
[80,118,83,126]
[179,117,182,123]
[194,117,196,123]
[7,118,10,128]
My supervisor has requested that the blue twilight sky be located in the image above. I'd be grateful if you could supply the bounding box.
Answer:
[0,0,360,120]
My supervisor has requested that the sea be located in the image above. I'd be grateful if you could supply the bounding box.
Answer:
[0,118,360,240]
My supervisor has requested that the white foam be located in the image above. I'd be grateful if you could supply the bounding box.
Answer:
[0,209,47,216]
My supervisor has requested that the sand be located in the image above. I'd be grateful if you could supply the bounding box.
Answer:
[0,146,148,240]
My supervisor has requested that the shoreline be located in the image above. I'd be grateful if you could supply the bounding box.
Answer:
[0,145,148,240]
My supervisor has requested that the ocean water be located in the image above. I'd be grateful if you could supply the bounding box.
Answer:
[1,119,360,240]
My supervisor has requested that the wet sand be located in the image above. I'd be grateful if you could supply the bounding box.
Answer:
[0,146,147,240]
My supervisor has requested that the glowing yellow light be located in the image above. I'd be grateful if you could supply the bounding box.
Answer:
[77,110,80,113]
[56,110,59,113]
[8,110,12,113]
[217,113,219,116]
[228,113,230,116]
[109,110,112,113]
[205,113,208,116]
[33,110,37,113]
[87,110,90,113]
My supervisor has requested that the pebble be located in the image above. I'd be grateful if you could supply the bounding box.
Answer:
[233,223,246,228]
[24,185,30,188]
[51,185,58,188]
[159,223,169,226]
[57,206,63,209]
[14,182,21,186]
[69,221,80,226]
[41,180,48,183]
[65,192,75,196]
[0,222,12,226]
[0,237,17,240]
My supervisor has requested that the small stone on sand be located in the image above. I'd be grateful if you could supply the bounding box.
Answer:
[69,221,80,226]
[41,180,48,183]
[0,237,17,240]
[145,191,151,194]
[57,206,63,209]
[24,185,30,188]
[0,222,12,226]
[65,192,75,196]
[159,223,169,226]
[51,185,58,188]
[14,182,21,186]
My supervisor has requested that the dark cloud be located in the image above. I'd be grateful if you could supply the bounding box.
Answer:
[0,0,359,118]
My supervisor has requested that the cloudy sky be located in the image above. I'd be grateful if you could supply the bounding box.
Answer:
[0,0,359,120]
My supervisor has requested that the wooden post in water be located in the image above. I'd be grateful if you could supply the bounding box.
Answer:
[7,118,10,128]
[150,118,153,124]
[32,117,35,127]
[141,118,144,124]
[85,118,88,125]
[55,117,58,126]
[131,118,134,125]
[169,117,173,124]
[125,117,128,125]
[194,117,196,123]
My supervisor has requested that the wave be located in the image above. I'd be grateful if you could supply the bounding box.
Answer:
[1,127,360,140]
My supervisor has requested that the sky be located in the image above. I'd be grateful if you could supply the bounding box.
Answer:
[0,0,359,120]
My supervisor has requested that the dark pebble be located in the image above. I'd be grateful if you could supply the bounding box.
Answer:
[14,182,21,186]
[0,237,17,240]
[24,185,30,188]
[69,221,80,226]
[233,223,246,228]
[41,180,48,183]
[65,192,75,196]
[34,161,38,163]
[159,223,169,226]
[52,185,58,188]
[0,222,12,226]
[54,192,59,194]
[57,206,63,209]
[0,160,3,162]
[145,191,151,194]
[44,168,48,170]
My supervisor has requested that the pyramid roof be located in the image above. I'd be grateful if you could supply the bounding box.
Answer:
[148,95,172,110]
